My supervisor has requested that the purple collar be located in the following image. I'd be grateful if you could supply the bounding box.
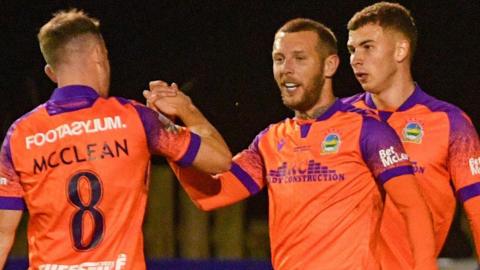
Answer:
[50,85,100,102]
[365,83,425,112]
[46,85,100,115]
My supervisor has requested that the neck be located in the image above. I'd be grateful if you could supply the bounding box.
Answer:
[370,70,415,111]
[296,82,336,120]
[55,63,102,94]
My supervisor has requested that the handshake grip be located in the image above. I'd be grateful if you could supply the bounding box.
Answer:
[150,79,194,133]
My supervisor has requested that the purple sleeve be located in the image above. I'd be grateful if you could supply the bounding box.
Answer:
[0,125,26,210]
[133,103,167,151]
[225,127,270,194]
[360,116,413,185]
[133,103,200,166]
[447,110,480,202]
[176,133,201,167]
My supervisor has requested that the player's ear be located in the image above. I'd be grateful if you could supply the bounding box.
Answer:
[395,39,410,63]
[323,54,340,78]
[44,64,57,83]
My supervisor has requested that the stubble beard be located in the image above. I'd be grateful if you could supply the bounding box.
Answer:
[282,73,325,113]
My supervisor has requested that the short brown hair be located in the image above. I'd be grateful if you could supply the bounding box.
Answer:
[38,9,102,67]
[348,2,417,56]
[276,18,338,56]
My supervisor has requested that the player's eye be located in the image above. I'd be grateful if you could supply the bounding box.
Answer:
[273,56,284,64]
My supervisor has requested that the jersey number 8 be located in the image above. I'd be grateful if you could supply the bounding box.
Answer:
[67,171,104,251]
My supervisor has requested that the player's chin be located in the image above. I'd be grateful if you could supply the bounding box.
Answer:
[282,98,301,111]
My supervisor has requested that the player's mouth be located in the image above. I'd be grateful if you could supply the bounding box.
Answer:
[283,82,301,92]
[354,72,368,83]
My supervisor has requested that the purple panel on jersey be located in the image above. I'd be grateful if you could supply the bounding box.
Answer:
[133,104,164,153]
[46,85,99,115]
[360,116,412,181]
[300,124,311,138]
[446,105,476,151]
[177,133,201,167]
[457,182,480,203]
[364,93,377,109]
[114,96,131,105]
[252,126,271,152]
[0,197,25,210]
[377,165,414,185]
[378,111,393,122]
[230,162,261,195]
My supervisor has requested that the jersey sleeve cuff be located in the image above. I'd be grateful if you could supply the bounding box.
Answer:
[230,162,261,195]
[457,182,480,203]
[377,165,414,186]
[0,197,25,210]
[176,132,201,167]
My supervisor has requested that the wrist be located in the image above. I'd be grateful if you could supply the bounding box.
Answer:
[177,103,202,126]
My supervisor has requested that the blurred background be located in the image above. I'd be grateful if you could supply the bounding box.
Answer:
[1,0,479,269]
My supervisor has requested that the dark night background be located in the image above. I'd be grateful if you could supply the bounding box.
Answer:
[1,1,479,149]
[1,0,479,259]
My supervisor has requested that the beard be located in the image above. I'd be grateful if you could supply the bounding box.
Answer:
[282,73,325,113]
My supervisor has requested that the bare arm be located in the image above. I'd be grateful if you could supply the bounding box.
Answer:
[384,174,438,270]
[462,197,480,261]
[0,210,22,269]
[144,80,232,174]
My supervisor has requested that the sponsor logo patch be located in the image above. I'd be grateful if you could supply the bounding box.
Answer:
[267,160,345,183]
[379,146,409,167]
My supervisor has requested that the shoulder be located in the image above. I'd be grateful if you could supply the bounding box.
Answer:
[108,96,157,115]
[108,96,141,107]
[6,104,47,135]
[418,93,474,128]
[418,92,463,114]
[251,118,290,149]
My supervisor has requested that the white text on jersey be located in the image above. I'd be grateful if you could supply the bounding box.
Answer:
[38,253,127,270]
[470,157,480,176]
[379,146,409,167]
[25,116,127,149]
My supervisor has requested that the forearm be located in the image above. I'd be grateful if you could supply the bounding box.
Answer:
[169,161,250,211]
[463,196,480,261]
[0,232,15,268]
[0,210,22,269]
[178,104,232,173]
[144,82,231,173]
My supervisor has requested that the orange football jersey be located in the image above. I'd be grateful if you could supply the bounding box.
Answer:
[0,85,201,270]
[343,84,480,269]
[171,99,416,270]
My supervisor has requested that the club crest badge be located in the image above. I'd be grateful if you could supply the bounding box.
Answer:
[322,133,341,154]
[402,121,424,143]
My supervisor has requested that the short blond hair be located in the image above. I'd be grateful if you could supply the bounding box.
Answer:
[38,9,102,67]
